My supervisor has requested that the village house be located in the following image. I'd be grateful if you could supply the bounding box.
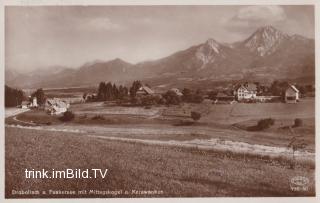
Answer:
[20,97,38,109]
[170,88,183,96]
[20,101,30,109]
[284,84,299,103]
[136,86,155,96]
[213,92,235,104]
[234,83,257,101]
[45,98,70,115]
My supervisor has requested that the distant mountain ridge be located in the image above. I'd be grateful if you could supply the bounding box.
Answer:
[6,26,315,89]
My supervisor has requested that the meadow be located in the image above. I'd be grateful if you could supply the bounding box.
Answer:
[5,97,315,197]
[5,127,315,198]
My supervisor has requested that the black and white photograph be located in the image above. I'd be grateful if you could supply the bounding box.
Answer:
[2,1,318,201]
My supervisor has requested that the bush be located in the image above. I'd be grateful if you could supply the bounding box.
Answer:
[191,111,201,121]
[131,97,142,106]
[256,118,275,130]
[192,94,204,103]
[293,118,303,127]
[59,111,75,122]
[181,88,204,103]
[162,90,181,105]
[141,95,158,106]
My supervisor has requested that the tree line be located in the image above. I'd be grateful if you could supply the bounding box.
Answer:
[94,80,205,106]
[97,82,129,101]
[5,85,46,107]
[5,85,25,107]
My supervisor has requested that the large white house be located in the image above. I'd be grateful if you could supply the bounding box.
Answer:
[234,83,258,101]
[45,98,70,115]
[20,97,38,109]
[284,84,299,103]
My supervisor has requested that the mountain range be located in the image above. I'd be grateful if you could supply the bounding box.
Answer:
[5,26,315,89]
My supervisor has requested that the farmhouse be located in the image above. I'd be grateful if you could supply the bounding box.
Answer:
[234,83,257,101]
[20,101,30,109]
[20,97,38,109]
[136,86,155,96]
[170,88,183,96]
[45,98,70,115]
[284,85,299,103]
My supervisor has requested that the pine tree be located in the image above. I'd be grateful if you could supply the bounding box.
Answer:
[129,80,142,98]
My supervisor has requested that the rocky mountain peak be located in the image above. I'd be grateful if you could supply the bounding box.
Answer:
[244,25,289,56]
[205,38,220,53]
[195,38,224,67]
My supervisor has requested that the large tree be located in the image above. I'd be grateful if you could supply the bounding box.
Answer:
[270,81,289,96]
[97,82,106,101]
[129,80,142,98]
[163,90,181,105]
[31,88,46,105]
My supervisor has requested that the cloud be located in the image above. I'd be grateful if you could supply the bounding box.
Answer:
[85,17,123,31]
[224,6,287,28]
[222,6,287,40]
[235,6,286,23]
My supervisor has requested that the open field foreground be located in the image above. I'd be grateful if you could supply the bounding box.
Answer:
[5,98,315,197]
[5,127,315,198]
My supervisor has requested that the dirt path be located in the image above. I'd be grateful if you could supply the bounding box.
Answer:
[12,116,37,126]
[5,108,30,118]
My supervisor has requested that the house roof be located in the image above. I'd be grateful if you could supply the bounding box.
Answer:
[288,85,299,93]
[46,98,68,108]
[138,86,155,94]
[170,88,180,92]
[21,101,30,105]
[170,88,183,95]
[237,85,247,91]
[246,83,257,91]
[235,83,257,91]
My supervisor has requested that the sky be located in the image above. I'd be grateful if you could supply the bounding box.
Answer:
[5,5,315,73]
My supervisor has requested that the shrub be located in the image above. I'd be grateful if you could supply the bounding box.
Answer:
[192,94,204,103]
[191,111,201,122]
[293,118,303,127]
[141,95,158,106]
[59,111,75,122]
[181,88,204,103]
[256,118,275,130]
[162,90,181,105]
[158,98,167,105]
[131,97,142,106]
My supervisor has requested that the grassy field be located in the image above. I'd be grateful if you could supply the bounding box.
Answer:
[5,98,315,198]
[5,127,315,198]
[6,98,315,152]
